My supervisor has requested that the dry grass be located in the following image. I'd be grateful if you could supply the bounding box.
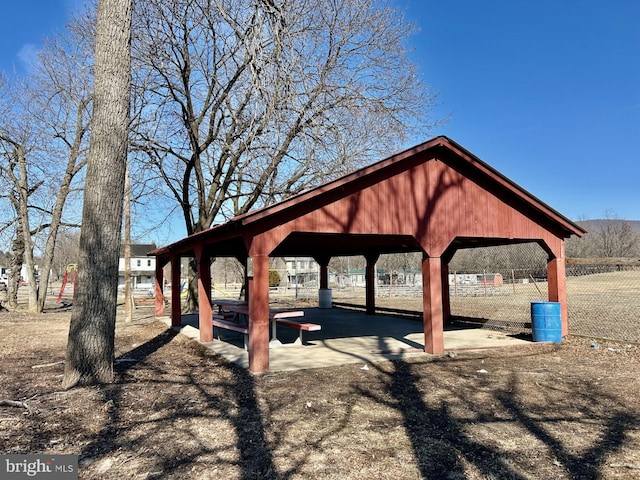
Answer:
[320,269,640,343]
[1,305,640,479]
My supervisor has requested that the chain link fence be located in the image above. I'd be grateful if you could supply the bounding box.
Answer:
[566,263,640,343]
[216,244,640,344]
[444,246,640,343]
[316,244,640,343]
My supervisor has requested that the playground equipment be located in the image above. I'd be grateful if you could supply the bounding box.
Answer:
[57,264,78,303]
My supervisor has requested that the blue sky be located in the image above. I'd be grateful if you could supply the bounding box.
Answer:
[0,1,81,74]
[402,0,639,221]
[1,0,638,226]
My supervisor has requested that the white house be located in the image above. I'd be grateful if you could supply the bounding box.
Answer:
[284,257,319,287]
[119,243,156,291]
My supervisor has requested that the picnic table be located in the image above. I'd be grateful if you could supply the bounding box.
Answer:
[211,299,320,348]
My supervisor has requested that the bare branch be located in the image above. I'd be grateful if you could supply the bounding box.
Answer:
[132,0,438,235]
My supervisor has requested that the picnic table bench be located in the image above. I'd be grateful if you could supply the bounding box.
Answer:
[211,299,321,348]
[212,313,249,349]
[272,318,322,346]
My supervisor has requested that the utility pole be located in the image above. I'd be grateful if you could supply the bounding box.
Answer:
[124,161,132,322]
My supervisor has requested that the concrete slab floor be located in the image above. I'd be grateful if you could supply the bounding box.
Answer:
[159,307,533,372]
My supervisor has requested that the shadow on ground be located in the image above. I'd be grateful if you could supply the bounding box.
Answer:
[71,325,639,479]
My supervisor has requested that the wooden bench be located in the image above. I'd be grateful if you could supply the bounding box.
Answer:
[133,296,169,309]
[275,319,321,345]
[133,296,155,307]
[212,314,248,350]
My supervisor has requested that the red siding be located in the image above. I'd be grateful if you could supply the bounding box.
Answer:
[269,152,560,256]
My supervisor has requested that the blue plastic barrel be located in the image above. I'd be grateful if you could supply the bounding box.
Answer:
[530,301,562,343]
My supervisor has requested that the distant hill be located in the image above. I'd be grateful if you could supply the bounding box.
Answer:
[574,219,640,234]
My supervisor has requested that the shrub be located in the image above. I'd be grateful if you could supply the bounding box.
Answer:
[269,269,281,287]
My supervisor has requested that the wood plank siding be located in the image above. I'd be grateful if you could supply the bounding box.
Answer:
[150,136,586,373]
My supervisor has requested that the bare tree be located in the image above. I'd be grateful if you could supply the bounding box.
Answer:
[565,227,593,258]
[131,0,437,308]
[51,228,80,281]
[27,16,94,312]
[593,212,640,257]
[5,223,25,309]
[0,80,42,310]
[377,252,423,283]
[0,10,93,312]
[448,243,548,280]
[566,212,640,259]
[63,0,132,388]
[131,0,436,234]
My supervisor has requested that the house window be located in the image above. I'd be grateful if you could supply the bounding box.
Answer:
[136,259,141,267]
[147,259,152,267]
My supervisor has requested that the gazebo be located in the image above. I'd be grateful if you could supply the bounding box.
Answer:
[149,136,586,373]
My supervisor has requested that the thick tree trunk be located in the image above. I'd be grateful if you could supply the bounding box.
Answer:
[19,211,39,312]
[186,259,198,312]
[6,225,24,310]
[63,0,132,388]
[14,143,40,312]
[22,248,39,312]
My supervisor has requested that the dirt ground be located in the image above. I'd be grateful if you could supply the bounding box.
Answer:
[1,305,640,480]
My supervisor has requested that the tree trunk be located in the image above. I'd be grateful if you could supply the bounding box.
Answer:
[63,0,132,388]
[186,259,198,312]
[36,146,87,313]
[14,144,40,312]
[6,225,24,310]
[22,245,39,312]
[20,221,40,313]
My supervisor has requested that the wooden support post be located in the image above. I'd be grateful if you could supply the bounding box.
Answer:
[154,259,166,318]
[319,264,329,289]
[365,253,379,315]
[441,261,451,326]
[314,255,332,308]
[170,256,182,327]
[314,255,331,290]
[248,254,270,373]
[195,246,213,342]
[547,255,569,336]
[240,256,249,302]
[422,255,444,355]
[540,238,569,337]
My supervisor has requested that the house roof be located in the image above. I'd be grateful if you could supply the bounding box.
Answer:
[150,136,585,260]
[123,243,157,257]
